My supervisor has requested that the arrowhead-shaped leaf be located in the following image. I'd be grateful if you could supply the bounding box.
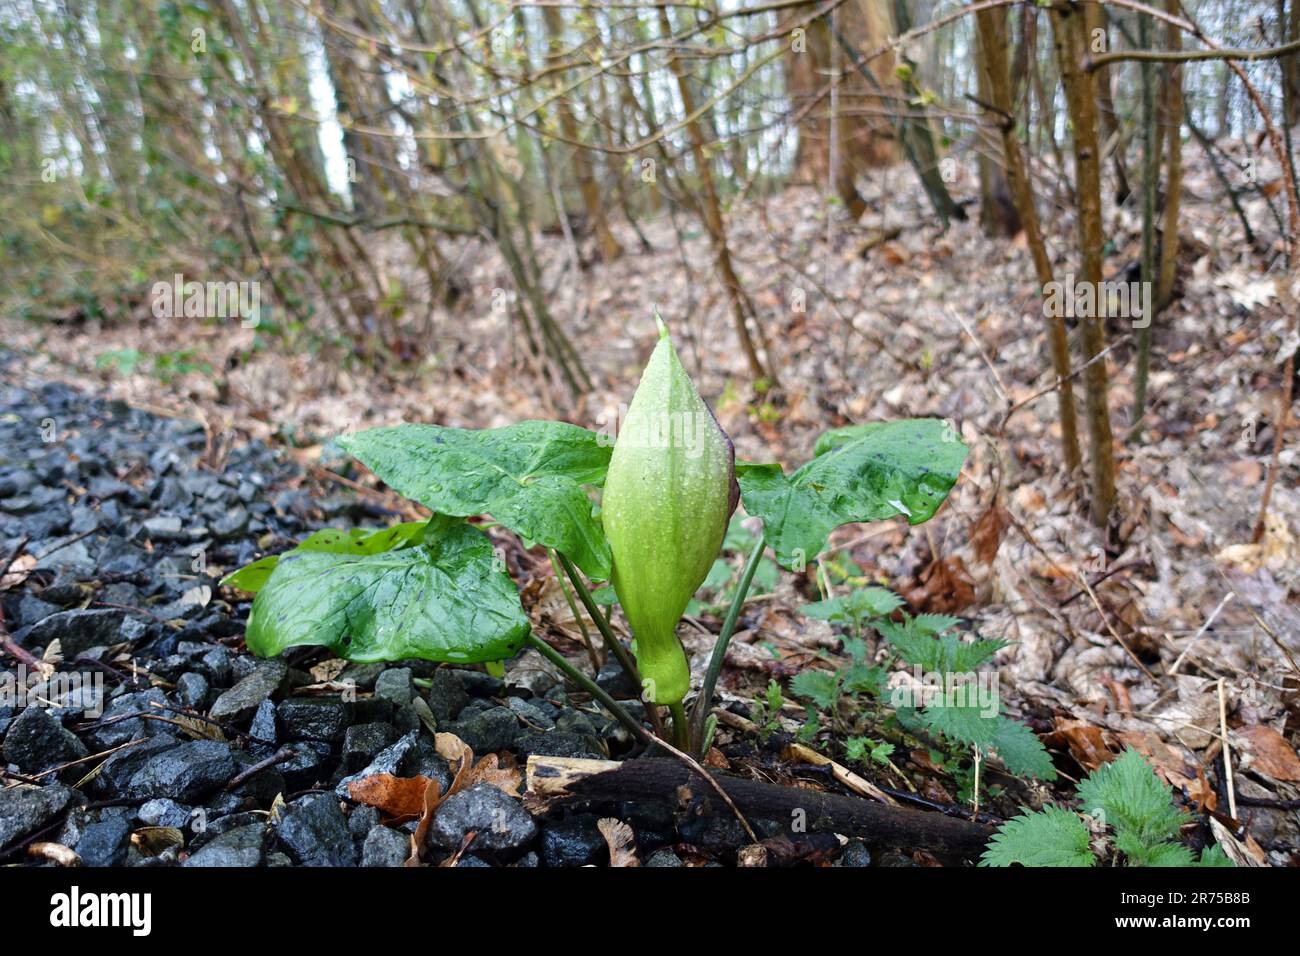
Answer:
[737,419,968,569]
[221,521,428,594]
[245,517,530,663]
[338,422,612,580]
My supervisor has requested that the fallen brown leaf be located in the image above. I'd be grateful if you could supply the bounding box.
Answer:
[1236,725,1300,782]
[598,818,639,867]
[348,773,435,822]
[970,503,1011,566]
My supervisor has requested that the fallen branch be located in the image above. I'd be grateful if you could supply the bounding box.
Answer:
[525,755,992,858]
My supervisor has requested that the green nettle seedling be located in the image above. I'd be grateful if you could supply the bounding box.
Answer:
[786,590,1054,788]
[981,749,1234,867]
[224,314,969,755]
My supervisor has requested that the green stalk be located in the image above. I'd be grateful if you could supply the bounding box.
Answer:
[548,548,601,672]
[554,551,643,692]
[668,701,690,750]
[689,532,767,753]
[525,633,648,743]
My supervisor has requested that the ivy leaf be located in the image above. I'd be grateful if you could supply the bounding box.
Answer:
[222,521,428,594]
[245,516,530,664]
[990,715,1056,780]
[980,806,1095,867]
[789,669,841,710]
[339,422,612,580]
[737,420,968,569]
[1077,749,1188,848]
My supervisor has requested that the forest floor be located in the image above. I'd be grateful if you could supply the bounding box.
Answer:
[2,137,1299,865]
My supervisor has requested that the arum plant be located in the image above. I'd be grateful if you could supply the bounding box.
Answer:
[224,314,968,758]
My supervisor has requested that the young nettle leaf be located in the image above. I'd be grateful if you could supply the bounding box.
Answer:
[737,419,968,569]
[244,515,530,664]
[983,750,1229,868]
[338,421,612,580]
[789,669,842,710]
[602,316,738,705]
[1076,748,1189,848]
[980,806,1096,868]
[221,521,428,594]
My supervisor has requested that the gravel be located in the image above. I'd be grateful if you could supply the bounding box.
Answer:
[429,784,537,855]
[0,371,868,868]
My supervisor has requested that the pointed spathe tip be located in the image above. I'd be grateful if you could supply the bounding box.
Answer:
[653,310,669,341]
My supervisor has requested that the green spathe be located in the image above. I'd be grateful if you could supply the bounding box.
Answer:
[602,317,737,705]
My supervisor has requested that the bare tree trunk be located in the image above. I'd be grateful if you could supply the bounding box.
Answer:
[976,6,1081,473]
[542,4,623,263]
[1157,0,1184,309]
[657,6,774,385]
[1084,3,1131,203]
[1051,2,1118,529]
[973,15,1021,238]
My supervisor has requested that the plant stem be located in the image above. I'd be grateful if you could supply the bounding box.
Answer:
[668,701,690,750]
[554,551,643,691]
[548,548,601,671]
[689,532,767,753]
[524,633,647,743]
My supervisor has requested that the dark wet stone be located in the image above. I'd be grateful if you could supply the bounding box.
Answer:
[514,730,603,760]
[12,594,58,629]
[184,823,265,867]
[539,815,606,867]
[209,660,288,723]
[444,706,518,754]
[505,696,555,730]
[677,814,747,848]
[424,669,468,723]
[374,667,414,707]
[85,688,171,749]
[361,826,410,867]
[455,855,493,868]
[20,608,126,656]
[342,722,398,773]
[555,710,600,738]
[596,653,641,699]
[838,839,872,867]
[278,698,350,743]
[75,817,132,867]
[1,706,87,773]
[0,783,79,850]
[429,784,536,854]
[399,737,452,791]
[248,699,278,754]
[94,734,181,797]
[275,793,355,866]
[278,741,333,791]
[137,798,192,829]
[348,805,380,839]
[143,515,185,540]
[212,507,250,539]
[334,730,419,799]
[453,671,504,698]
[645,848,684,867]
[176,672,209,710]
[126,740,236,802]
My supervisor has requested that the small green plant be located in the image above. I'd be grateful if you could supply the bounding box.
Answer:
[224,314,968,755]
[789,589,1054,782]
[748,679,786,742]
[981,749,1235,867]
